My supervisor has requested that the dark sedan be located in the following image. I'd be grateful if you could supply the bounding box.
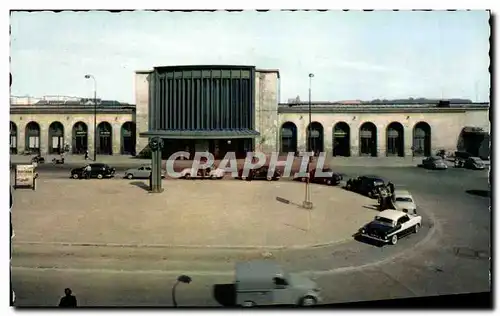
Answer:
[464,157,486,170]
[236,166,281,181]
[346,175,385,198]
[71,163,116,179]
[294,168,343,186]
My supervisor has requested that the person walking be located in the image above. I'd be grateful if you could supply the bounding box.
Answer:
[84,150,89,160]
[84,164,91,179]
[58,288,77,307]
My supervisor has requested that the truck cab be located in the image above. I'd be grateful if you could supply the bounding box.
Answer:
[235,260,321,307]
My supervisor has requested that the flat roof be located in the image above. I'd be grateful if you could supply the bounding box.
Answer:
[255,68,280,78]
[377,209,404,221]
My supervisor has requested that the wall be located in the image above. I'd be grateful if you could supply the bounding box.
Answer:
[277,109,490,157]
[134,71,151,154]
[254,71,279,152]
[10,113,134,155]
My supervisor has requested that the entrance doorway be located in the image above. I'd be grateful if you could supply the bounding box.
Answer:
[386,122,404,157]
[359,122,377,157]
[48,121,64,154]
[72,121,88,154]
[280,122,298,154]
[121,121,136,155]
[97,122,113,155]
[10,121,17,154]
[332,122,350,157]
[307,122,324,154]
[25,121,41,154]
[412,122,431,156]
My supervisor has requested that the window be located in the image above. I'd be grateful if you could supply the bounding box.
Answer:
[398,216,410,225]
[375,216,395,226]
[138,167,144,170]
[395,197,413,203]
[145,167,151,171]
[273,277,288,287]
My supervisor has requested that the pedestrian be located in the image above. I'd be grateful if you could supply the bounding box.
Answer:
[387,182,395,196]
[84,164,91,179]
[58,288,77,307]
[84,150,89,160]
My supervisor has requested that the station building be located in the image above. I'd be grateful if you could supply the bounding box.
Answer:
[10,65,490,160]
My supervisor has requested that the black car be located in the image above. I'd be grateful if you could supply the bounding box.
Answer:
[71,163,116,179]
[463,157,486,170]
[346,175,385,198]
[295,168,343,186]
[237,166,281,181]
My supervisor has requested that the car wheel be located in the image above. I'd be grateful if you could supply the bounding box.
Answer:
[301,177,306,182]
[241,176,246,181]
[126,174,133,180]
[368,191,373,198]
[326,179,332,185]
[72,173,79,179]
[390,235,398,245]
[97,174,103,179]
[414,223,421,233]
[346,183,351,190]
[266,176,273,181]
[301,296,317,306]
[185,174,191,180]
[242,301,256,307]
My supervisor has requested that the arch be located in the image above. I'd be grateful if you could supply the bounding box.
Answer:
[25,121,41,154]
[412,122,431,157]
[10,121,17,154]
[456,126,487,157]
[386,122,405,157]
[307,121,324,154]
[359,122,377,157]
[280,122,298,154]
[97,122,113,155]
[332,122,350,157]
[72,121,88,154]
[121,121,136,155]
[48,121,65,154]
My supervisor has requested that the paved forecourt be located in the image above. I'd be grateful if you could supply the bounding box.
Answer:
[11,178,376,250]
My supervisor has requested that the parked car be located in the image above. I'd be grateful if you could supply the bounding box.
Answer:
[237,166,281,181]
[392,190,417,214]
[294,167,342,186]
[180,167,225,179]
[235,260,321,307]
[70,163,116,179]
[345,175,385,198]
[422,156,448,170]
[359,209,422,245]
[31,155,45,164]
[463,157,486,170]
[124,165,165,179]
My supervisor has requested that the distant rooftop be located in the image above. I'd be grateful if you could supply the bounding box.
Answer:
[10,95,134,107]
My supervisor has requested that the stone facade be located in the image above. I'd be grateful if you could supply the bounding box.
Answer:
[10,112,134,155]
[254,70,280,152]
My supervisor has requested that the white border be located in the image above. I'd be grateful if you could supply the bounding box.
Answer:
[3,1,496,315]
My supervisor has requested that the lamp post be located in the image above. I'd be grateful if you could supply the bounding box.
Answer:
[84,74,97,161]
[303,73,314,211]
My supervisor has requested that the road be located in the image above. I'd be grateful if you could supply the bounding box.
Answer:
[11,165,491,307]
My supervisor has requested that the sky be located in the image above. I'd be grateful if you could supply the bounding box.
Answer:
[10,10,491,103]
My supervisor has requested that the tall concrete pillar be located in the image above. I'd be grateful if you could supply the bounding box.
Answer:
[350,124,359,157]
[404,125,413,157]
[150,137,163,193]
[377,124,386,157]
[324,125,333,156]
[39,123,48,155]
[18,124,25,154]
[112,123,121,155]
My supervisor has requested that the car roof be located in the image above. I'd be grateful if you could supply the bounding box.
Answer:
[394,189,412,197]
[235,260,281,281]
[363,175,384,181]
[377,209,405,221]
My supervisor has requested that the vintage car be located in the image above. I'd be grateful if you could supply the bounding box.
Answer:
[293,167,343,186]
[392,190,417,214]
[463,157,486,170]
[359,209,422,245]
[237,166,281,181]
[180,167,225,179]
[422,156,448,170]
[31,155,45,164]
[124,165,166,179]
[70,163,116,179]
[345,175,385,198]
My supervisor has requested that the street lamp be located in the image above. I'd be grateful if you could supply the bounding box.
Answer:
[172,275,192,307]
[303,73,314,212]
[84,74,97,161]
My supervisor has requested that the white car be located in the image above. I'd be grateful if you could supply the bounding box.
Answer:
[392,190,417,214]
[359,209,422,245]
[180,167,225,179]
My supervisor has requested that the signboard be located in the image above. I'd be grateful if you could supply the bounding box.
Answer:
[100,131,111,136]
[14,164,36,190]
[76,130,87,136]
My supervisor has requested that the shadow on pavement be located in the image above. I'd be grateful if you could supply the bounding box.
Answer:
[129,181,150,192]
[213,284,236,307]
[465,189,490,198]
[362,205,379,211]
[275,197,304,209]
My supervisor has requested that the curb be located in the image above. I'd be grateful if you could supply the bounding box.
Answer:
[13,236,354,251]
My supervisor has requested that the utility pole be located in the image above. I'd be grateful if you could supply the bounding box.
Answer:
[303,73,314,212]
[85,74,97,161]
